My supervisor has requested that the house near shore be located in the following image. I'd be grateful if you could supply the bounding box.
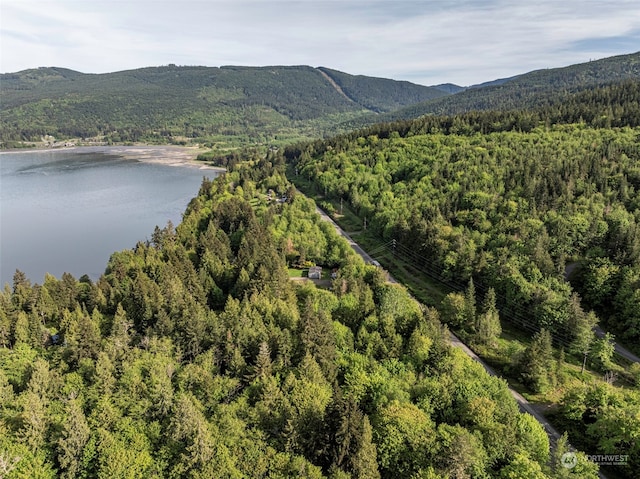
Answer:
[308,266,322,279]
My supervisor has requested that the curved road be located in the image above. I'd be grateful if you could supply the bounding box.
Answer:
[316,206,396,283]
[565,263,639,364]
[594,325,640,364]
[315,204,607,477]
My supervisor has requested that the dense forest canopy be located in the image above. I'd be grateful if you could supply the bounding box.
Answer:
[0,152,593,478]
[282,80,640,478]
[377,51,640,122]
[286,80,640,343]
[2,55,640,479]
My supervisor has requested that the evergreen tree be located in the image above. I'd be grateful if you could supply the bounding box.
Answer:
[56,397,90,479]
[248,341,273,381]
[17,390,48,451]
[299,297,337,382]
[520,329,555,393]
[12,311,30,347]
[0,298,11,347]
[106,303,132,362]
[567,293,596,361]
[464,278,477,330]
[11,270,31,311]
[475,288,501,346]
[351,415,380,479]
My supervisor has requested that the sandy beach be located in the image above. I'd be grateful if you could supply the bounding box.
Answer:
[106,145,225,171]
[0,145,226,172]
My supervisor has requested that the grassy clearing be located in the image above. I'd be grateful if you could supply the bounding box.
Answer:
[288,268,304,278]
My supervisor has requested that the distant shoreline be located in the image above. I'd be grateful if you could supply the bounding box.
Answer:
[0,144,226,172]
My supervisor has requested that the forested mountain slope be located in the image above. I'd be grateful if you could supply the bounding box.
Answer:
[0,65,443,148]
[286,80,640,344]
[3,52,638,150]
[0,154,588,478]
[382,51,640,120]
[317,67,447,112]
[284,80,640,477]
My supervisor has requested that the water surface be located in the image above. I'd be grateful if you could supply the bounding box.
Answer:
[0,146,221,286]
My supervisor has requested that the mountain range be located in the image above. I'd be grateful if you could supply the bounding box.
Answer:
[1,51,639,150]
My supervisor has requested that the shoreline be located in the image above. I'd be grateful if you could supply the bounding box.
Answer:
[0,144,226,172]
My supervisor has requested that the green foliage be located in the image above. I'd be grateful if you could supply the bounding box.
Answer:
[558,383,640,477]
[589,332,615,371]
[318,67,447,113]
[0,65,443,150]
[372,401,436,477]
[57,397,91,479]
[499,452,547,479]
[381,52,640,122]
[286,91,640,347]
[519,329,555,393]
[0,159,556,478]
[475,288,502,346]
[514,413,550,465]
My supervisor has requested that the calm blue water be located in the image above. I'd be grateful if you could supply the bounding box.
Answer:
[0,147,221,286]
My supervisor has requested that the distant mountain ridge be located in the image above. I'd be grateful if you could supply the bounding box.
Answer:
[1,52,639,149]
[0,65,444,149]
[381,51,640,121]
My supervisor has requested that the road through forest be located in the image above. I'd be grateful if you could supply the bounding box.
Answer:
[315,204,608,478]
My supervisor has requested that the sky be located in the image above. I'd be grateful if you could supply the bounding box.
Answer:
[1,0,640,87]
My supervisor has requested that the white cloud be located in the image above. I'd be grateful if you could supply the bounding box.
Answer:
[1,0,639,85]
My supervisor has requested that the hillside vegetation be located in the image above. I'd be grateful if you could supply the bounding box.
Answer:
[2,53,640,478]
[284,80,640,477]
[380,51,640,121]
[2,52,639,151]
[286,79,640,345]
[0,154,591,479]
[0,65,444,150]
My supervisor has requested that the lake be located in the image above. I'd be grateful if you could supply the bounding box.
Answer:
[0,146,222,286]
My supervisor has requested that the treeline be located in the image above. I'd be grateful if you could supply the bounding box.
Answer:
[380,51,640,121]
[0,155,591,478]
[331,79,640,144]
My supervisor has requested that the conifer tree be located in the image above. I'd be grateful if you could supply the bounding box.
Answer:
[475,288,501,346]
[520,329,555,393]
[299,297,337,382]
[249,341,273,381]
[57,397,90,479]
[464,278,477,329]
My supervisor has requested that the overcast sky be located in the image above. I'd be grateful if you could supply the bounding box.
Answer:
[2,0,639,86]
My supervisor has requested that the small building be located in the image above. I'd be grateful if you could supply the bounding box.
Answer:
[308,266,322,279]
